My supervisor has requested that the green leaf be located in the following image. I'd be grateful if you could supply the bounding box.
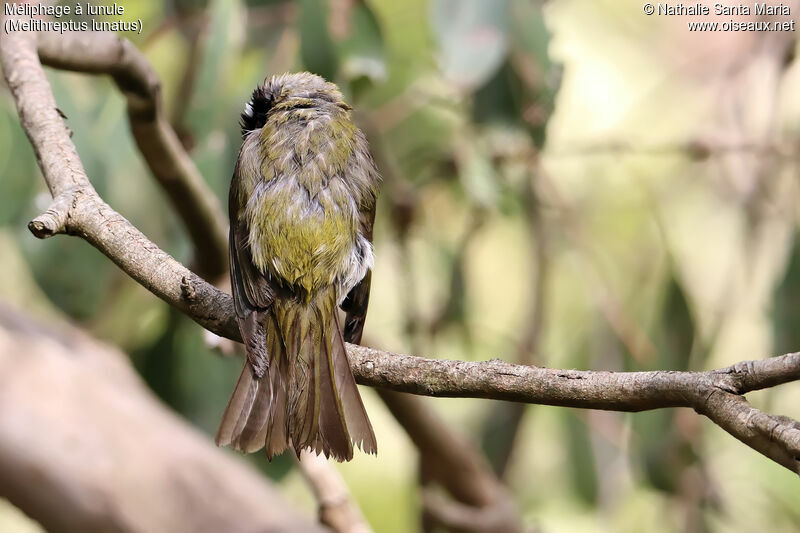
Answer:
[338,1,387,83]
[430,0,510,90]
[299,0,339,80]
[632,409,700,493]
[773,233,800,353]
[656,275,695,371]
[472,61,523,126]
[511,0,553,72]
[458,137,500,207]
[0,108,38,226]
[633,274,697,493]
[564,411,599,505]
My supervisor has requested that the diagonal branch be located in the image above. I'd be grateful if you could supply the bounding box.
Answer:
[2,28,235,336]
[3,27,800,477]
[698,389,800,472]
[36,30,229,278]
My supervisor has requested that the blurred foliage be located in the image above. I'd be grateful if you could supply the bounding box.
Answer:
[774,234,800,354]
[631,276,699,497]
[2,0,800,531]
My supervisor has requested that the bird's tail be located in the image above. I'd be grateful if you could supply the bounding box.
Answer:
[215,294,376,461]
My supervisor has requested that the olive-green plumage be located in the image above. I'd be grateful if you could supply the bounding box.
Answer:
[216,72,379,461]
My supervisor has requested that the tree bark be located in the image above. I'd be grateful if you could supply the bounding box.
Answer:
[0,302,324,533]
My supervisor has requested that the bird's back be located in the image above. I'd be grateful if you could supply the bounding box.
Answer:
[240,101,363,298]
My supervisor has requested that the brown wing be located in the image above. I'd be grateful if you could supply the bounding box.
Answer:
[340,200,376,345]
[229,165,274,377]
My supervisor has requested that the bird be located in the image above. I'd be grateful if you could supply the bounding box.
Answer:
[216,72,379,461]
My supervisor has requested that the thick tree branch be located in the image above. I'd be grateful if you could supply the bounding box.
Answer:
[0,302,324,533]
[36,30,229,278]
[348,347,800,404]
[4,27,800,476]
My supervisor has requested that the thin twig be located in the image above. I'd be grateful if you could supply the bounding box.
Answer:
[296,450,373,533]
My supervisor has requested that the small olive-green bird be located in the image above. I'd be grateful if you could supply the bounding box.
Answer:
[216,72,378,461]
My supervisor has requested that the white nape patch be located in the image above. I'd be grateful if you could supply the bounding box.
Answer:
[244,101,254,117]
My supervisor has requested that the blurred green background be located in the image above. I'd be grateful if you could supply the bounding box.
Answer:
[2,0,800,531]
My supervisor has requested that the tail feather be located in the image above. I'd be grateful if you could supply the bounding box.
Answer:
[234,376,270,452]
[264,312,289,458]
[315,309,354,460]
[332,312,377,454]
[215,365,258,447]
[291,350,318,450]
[284,305,320,451]
[216,293,376,461]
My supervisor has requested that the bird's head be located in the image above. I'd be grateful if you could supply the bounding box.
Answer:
[240,72,350,137]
